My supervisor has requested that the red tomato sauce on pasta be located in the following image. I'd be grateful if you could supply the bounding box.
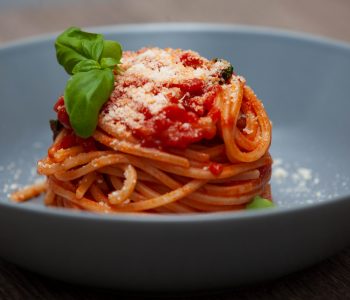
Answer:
[132,81,222,148]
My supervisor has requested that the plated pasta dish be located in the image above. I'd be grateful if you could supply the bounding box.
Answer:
[11,27,273,213]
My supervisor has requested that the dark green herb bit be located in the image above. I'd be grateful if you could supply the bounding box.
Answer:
[54,26,123,138]
[49,119,63,140]
[220,63,234,82]
[246,196,276,210]
[212,58,234,83]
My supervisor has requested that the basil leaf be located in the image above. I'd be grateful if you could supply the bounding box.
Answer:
[55,27,103,74]
[64,69,114,138]
[101,40,122,63]
[100,57,119,69]
[72,59,101,74]
[55,27,123,138]
[81,39,104,62]
[221,64,234,81]
[246,196,276,210]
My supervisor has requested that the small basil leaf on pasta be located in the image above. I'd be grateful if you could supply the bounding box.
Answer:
[100,57,120,69]
[64,68,114,138]
[55,27,104,74]
[221,63,234,81]
[55,27,123,138]
[72,59,101,74]
[101,40,122,63]
[81,39,104,62]
[246,196,275,210]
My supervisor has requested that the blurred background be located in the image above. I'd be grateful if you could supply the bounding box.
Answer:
[0,0,349,44]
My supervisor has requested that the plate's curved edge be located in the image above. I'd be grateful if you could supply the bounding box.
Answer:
[1,22,350,223]
[1,23,350,52]
[1,193,350,224]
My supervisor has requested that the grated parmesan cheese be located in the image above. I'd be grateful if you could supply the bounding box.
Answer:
[269,157,350,207]
[297,168,312,181]
[273,167,289,181]
[243,128,253,135]
[99,47,232,136]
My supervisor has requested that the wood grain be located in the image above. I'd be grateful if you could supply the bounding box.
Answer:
[1,0,350,298]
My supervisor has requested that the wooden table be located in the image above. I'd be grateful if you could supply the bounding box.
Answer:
[1,0,350,298]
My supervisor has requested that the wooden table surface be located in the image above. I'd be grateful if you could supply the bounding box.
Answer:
[1,0,350,299]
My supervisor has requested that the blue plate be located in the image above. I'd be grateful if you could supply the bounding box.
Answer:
[0,24,350,291]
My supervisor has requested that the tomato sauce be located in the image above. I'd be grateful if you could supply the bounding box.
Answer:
[180,52,204,69]
[209,162,224,176]
[54,96,71,129]
[132,82,222,149]
[54,80,222,151]
[55,132,96,152]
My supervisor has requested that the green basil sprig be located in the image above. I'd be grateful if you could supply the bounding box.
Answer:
[55,27,122,138]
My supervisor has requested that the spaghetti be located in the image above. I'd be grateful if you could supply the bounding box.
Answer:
[11,47,272,214]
